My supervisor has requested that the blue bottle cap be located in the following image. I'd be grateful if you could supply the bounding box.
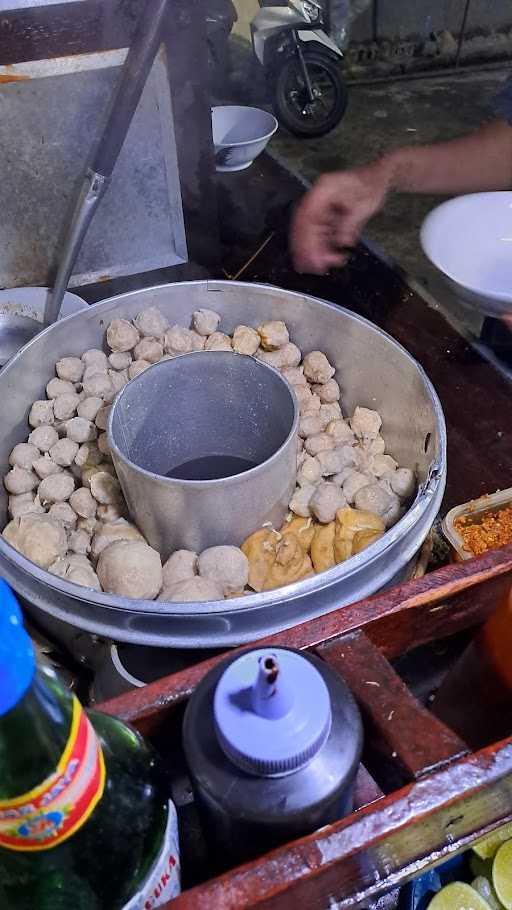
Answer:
[213,648,332,777]
[0,579,35,716]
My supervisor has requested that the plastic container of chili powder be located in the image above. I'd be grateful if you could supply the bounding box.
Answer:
[442,487,512,560]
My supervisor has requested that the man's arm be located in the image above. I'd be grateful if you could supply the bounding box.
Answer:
[291,120,512,274]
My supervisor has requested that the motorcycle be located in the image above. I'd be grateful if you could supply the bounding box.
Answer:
[251,0,348,138]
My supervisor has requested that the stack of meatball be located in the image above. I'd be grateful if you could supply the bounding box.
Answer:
[2,305,414,603]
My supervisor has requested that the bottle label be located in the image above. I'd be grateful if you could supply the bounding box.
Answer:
[0,696,105,851]
[123,800,181,909]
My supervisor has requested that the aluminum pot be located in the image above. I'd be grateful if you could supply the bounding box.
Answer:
[109,352,298,556]
[0,281,446,648]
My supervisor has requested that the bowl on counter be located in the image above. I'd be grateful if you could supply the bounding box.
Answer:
[211,105,278,172]
[421,192,512,317]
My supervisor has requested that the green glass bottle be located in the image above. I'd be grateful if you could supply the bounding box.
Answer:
[0,580,180,909]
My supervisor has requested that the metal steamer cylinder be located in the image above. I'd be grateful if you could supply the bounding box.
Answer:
[0,281,446,649]
[108,353,298,557]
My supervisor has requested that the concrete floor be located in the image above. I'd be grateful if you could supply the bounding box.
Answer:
[225,46,512,343]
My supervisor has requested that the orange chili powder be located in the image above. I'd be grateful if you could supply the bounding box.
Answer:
[455,506,512,556]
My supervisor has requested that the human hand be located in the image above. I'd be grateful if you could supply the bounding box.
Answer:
[290,162,391,274]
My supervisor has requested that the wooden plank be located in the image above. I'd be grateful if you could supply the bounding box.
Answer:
[0,0,136,65]
[319,631,467,780]
[100,545,512,731]
[160,737,512,910]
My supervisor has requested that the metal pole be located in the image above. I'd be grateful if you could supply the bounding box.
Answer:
[455,0,472,68]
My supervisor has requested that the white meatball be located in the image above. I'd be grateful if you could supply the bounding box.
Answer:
[134,306,169,338]
[82,372,114,402]
[108,351,132,370]
[70,487,97,519]
[304,433,335,457]
[74,442,102,468]
[50,438,79,467]
[159,577,224,603]
[258,320,289,351]
[312,378,341,403]
[4,467,39,495]
[297,455,322,486]
[9,493,44,519]
[294,385,318,414]
[3,515,67,568]
[106,319,139,353]
[97,433,111,457]
[298,414,324,439]
[192,309,221,337]
[108,369,128,394]
[198,546,249,596]
[289,482,316,518]
[281,366,307,387]
[28,425,59,452]
[54,393,81,421]
[162,550,198,589]
[370,454,398,478]
[65,417,97,444]
[49,554,100,590]
[232,325,260,355]
[90,519,143,559]
[56,357,84,382]
[46,378,75,399]
[257,342,301,370]
[326,419,355,445]
[38,473,74,504]
[204,332,232,352]
[164,325,197,356]
[128,360,151,380]
[95,406,111,431]
[350,406,382,439]
[77,397,103,422]
[343,470,374,505]
[9,444,39,471]
[134,337,163,363]
[354,482,400,527]
[67,529,92,556]
[316,447,355,477]
[82,349,109,371]
[32,455,62,480]
[48,502,78,530]
[387,467,415,500]
[29,400,54,428]
[97,540,162,599]
[89,471,121,505]
[303,351,335,384]
[319,402,342,427]
[310,483,347,524]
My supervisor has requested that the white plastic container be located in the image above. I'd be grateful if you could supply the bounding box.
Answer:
[442,487,512,560]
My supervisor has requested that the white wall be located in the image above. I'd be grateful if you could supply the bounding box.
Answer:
[233,0,259,40]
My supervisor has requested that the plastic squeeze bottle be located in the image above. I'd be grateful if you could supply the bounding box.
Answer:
[183,646,363,867]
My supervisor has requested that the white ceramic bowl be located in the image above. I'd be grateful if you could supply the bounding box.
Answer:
[421,192,512,317]
[211,105,278,172]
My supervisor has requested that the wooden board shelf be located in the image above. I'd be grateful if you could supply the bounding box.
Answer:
[99,544,512,909]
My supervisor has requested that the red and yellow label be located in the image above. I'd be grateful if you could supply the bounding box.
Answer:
[0,697,105,852]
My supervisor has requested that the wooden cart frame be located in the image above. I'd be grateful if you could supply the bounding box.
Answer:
[100,544,512,909]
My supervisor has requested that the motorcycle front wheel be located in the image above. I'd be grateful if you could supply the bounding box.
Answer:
[273,49,348,138]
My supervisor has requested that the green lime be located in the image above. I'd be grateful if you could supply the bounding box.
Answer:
[426,882,493,910]
[493,840,512,910]
[472,876,505,910]
[474,825,512,860]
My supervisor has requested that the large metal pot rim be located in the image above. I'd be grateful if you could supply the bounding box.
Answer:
[0,280,447,619]
[107,351,299,490]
